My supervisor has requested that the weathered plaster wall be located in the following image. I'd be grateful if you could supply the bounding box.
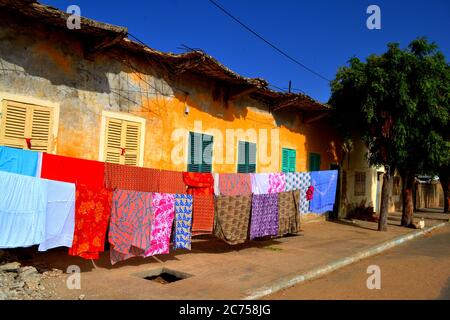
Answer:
[0,16,341,174]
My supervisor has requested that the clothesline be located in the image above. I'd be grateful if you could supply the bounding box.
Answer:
[0,145,338,265]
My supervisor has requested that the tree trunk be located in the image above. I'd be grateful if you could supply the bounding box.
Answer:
[439,166,450,213]
[401,171,415,227]
[378,173,392,231]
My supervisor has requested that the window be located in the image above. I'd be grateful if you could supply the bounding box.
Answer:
[100,111,145,166]
[188,132,213,173]
[281,148,296,173]
[0,99,57,153]
[354,171,366,196]
[309,153,321,171]
[237,141,256,173]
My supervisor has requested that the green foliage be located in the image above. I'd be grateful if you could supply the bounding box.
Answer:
[329,37,450,175]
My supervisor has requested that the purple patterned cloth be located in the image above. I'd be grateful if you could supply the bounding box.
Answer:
[250,193,279,240]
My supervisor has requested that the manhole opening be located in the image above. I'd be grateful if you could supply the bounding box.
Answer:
[137,268,192,284]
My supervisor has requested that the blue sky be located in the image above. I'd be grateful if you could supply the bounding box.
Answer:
[42,0,450,103]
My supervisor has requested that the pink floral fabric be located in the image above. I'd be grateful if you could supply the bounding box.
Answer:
[268,173,286,194]
[145,193,175,256]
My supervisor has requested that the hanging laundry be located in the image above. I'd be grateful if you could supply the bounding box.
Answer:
[214,195,252,245]
[285,172,303,191]
[297,172,312,214]
[68,185,113,259]
[159,170,186,194]
[109,190,153,265]
[218,173,252,196]
[38,179,76,252]
[0,146,40,177]
[268,173,286,194]
[145,193,175,257]
[0,171,47,248]
[173,194,193,250]
[192,194,215,235]
[182,172,214,195]
[40,153,104,188]
[278,190,301,236]
[309,170,338,214]
[104,162,160,192]
[249,193,279,240]
[306,186,315,201]
[250,173,270,195]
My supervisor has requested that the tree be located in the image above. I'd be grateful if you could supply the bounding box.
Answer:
[329,38,449,229]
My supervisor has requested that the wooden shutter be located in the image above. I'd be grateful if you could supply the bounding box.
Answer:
[0,100,53,152]
[238,141,256,173]
[104,117,142,166]
[188,132,201,172]
[288,149,296,172]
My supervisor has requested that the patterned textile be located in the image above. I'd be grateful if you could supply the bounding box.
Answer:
[250,173,270,195]
[310,170,338,214]
[159,170,186,194]
[0,171,46,248]
[306,186,315,201]
[0,146,40,177]
[183,172,214,195]
[173,194,193,250]
[145,193,175,256]
[192,194,215,235]
[40,153,104,188]
[68,185,112,260]
[297,172,312,214]
[285,172,303,191]
[109,190,153,264]
[278,191,301,236]
[104,162,160,192]
[268,173,286,194]
[39,179,76,252]
[218,173,252,196]
[249,193,279,240]
[214,195,252,245]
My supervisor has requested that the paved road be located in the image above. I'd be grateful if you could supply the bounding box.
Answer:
[267,224,450,300]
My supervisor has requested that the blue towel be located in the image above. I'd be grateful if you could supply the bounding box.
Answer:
[309,170,338,214]
[0,171,47,248]
[0,146,40,177]
[38,179,76,252]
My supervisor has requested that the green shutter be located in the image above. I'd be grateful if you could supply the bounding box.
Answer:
[247,142,256,173]
[188,132,213,173]
[282,148,296,173]
[201,134,213,173]
[309,153,321,171]
[237,141,256,173]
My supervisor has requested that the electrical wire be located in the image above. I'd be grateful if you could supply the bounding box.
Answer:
[207,0,331,82]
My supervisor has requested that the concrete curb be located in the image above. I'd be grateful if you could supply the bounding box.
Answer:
[244,221,448,300]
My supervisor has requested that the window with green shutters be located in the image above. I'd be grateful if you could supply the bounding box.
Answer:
[237,141,256,173]
[281,148,296,173]
[188,132,213,173]
[309,153,321,171]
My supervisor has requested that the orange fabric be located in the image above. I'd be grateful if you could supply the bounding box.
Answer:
[182,172,214,195]
[104,162,160,192]
[192,194,215,235]
[159,170,187,194]
[68,185,113,260]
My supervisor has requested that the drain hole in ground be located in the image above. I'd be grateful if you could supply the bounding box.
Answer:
[144,272,183,284]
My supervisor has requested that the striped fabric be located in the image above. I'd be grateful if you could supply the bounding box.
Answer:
[192,194,215,235]
[109,189,153,265]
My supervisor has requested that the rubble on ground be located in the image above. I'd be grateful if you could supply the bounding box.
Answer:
[0,249,62,300]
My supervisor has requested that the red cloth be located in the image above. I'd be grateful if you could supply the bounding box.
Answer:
[192,194,215,235]
[40,153,105,188]
[68,185,113,260]
[183,172,214,195]
[218,173,252,196]
[104,162,160,192]
[159,170,187,194]
[306,185,315,201]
